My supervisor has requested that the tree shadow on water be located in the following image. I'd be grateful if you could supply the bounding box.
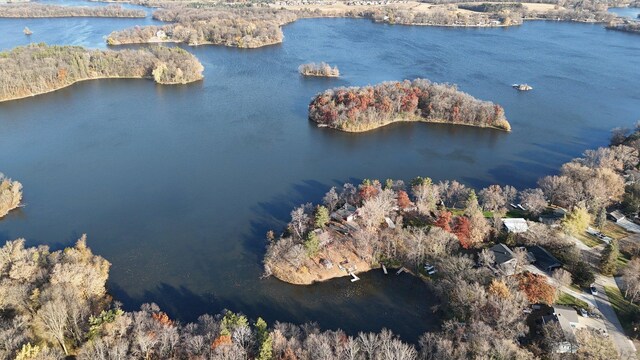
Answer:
[241,178,361,265]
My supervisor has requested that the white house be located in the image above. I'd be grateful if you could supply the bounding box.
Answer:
[502,218,529,233]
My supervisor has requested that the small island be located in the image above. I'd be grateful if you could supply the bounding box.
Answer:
[0,173,22,218]
[298,62,340,77]
[308,79,511,132]
[0,44,204,103]
[0,4,146,18]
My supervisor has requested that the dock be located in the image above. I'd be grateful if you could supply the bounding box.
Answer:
[396,267,408,275]
[349,272,360,282]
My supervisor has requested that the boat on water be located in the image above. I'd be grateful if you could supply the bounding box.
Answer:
[23,27,32,35]
[512,83,533,91]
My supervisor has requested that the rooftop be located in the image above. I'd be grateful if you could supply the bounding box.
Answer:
[502,218,528,233]
[489,243,515,265]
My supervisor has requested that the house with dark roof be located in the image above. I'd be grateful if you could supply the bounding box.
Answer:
[608,210,626,223]
[489,243,517,275]
[529,245,562,273]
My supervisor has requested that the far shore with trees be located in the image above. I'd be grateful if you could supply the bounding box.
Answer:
[298,62,340,77]
[0,4,146,18]
[0,43,204,103]
[102,1,636,50]
[0,173,22,218]
[308,79,510,132]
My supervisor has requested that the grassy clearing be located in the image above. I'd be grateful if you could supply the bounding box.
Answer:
[557,291,589,310]
[574,231,602,248]
[604,286,639,339]
[602,221,630,240]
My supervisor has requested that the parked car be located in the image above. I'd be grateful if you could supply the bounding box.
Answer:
[579,308,588,317]
[590,285,598,295]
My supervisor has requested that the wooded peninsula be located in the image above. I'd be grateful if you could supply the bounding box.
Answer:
[308,79,510,132]
[107,8,296,48]
[0,4,146,18]
[0,44,204,103]
[0,173,22,218]
[262,125,640,358]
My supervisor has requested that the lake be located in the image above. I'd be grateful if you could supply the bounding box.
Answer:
[1,11,639,342]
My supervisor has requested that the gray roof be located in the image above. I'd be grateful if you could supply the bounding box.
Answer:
[529,245,562,271]
[490,243,515,265]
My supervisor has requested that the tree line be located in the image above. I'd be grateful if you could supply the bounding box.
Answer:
[1,236,613,359]
[0,173,22,218]
[0,4,146,18]
[107,7,297,48]
[0,43,204,102]
[308,79,510,132]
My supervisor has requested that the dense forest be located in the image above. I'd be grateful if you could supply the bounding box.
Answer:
[308,79,510,132]
[0,173,22,218]
[0,4,146,18]
[107,7,296,48]
[298,62,339,77]
[0,43,204,102]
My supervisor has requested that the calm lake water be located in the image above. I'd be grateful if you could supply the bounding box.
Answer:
[609,7,640,18]
[1,12,639,341]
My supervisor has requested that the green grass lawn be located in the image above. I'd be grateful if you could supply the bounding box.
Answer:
[556,291,589,310]
[604,286,640,339]
[574,231,602,248]
[602,221,630,240]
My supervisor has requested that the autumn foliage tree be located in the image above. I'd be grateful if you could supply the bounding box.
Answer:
[397,190,412,209]
[435,211,452,233]
[453,216,472,249]
[516,272,557,304]
[309,79,511,132]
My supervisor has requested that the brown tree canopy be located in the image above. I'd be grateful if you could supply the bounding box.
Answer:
[0,43,203,102]
[309,79,510,132]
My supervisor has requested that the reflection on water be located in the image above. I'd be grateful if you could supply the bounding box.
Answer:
[0,16,639,342]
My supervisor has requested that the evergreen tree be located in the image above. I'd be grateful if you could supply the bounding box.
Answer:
[314,205,329,228]
[595,207,607,230]
[600,239,619,275]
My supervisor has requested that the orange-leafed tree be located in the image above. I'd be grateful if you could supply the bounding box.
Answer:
[151,311,173,326]
[488,279,512,299]
[435,211,452,232]
[517,271,556,304]
[211,335,232,350]
[397,190,412,209]
[453,216,472,249]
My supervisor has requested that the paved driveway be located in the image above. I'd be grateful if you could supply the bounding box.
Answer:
[593,276,638,359]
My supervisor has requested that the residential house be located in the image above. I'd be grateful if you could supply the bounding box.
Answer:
[608,210,625,223]
[503,218,529,233]
[331,204,357,222]
[529,245,562,273]
[489,243,517,276]
[540,305,579,353]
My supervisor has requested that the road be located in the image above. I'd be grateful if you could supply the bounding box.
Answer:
[593,275,638,359]
[557,234,638,358]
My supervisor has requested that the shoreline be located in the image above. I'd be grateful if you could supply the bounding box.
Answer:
[0,15,145,18]
[108,37,283,48]
[0,75,202,104]
[311,117,512,133]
